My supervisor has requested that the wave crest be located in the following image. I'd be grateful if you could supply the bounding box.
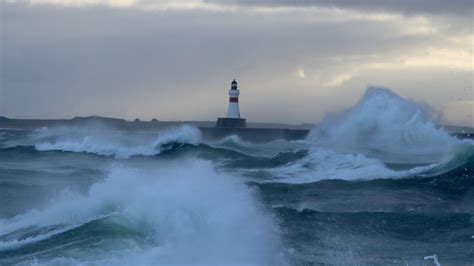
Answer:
[31,125,202,158]
[307,87,470,164]
[0,160,285,265]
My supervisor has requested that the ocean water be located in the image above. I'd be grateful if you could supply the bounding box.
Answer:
[1,88,473,265]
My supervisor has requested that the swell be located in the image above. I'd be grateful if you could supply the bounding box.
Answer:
[3,141,474,187]
[0,125,202,159]
[253,153,474,215]
[0,215,149,265]
[0,161,285,265]
[3,143,474,186]
[0,141,310,172]
[275,207,473,241]
[1,121,474,186]
[274,207,474,265]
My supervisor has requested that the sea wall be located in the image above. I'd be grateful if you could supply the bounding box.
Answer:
[199,127,309,142]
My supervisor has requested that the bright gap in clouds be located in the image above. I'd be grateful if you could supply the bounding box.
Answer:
[25,0,223,10]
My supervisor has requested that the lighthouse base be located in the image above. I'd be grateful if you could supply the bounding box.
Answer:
[216,118,247,128]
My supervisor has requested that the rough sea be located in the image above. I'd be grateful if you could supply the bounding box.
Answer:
[1,88,473,265]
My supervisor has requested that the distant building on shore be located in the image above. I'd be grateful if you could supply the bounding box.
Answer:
[216,79,247,128]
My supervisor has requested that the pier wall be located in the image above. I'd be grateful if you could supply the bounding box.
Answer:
[199,127,309,142]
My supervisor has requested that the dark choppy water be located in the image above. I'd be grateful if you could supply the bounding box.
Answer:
[1,89,473,265]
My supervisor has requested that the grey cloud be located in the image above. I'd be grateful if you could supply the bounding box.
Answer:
[0,2,471,124]
[206,0,473,16]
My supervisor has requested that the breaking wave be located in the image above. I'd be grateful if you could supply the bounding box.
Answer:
[307,87,471,164]
[0,160,285,265]
[27,125,202,159]
[237,87,474,184]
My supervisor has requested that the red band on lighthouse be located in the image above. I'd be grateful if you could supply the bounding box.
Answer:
[229,97,238,102]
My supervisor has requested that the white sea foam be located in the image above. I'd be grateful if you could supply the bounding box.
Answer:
[245,147,437,184]
[244,87,473,184]
[0,159,285,265]
[307,87,468,164]
[213,134,308,157]
[31,125,202,158]
[424,254,441,266]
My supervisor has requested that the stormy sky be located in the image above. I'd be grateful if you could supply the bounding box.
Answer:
[0,0,472,125]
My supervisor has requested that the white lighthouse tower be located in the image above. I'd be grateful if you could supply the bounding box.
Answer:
[216,79,246,128]
[227,79,241,118]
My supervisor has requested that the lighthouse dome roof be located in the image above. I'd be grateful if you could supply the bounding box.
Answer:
[231,79,237,84]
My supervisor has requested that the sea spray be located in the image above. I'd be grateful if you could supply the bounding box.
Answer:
[31,125,202,158]
[307,87,464,164]
[0,159,286,265]
[239,88,474,184]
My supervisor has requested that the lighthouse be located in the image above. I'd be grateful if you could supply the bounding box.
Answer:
[216,79,247,128]
[227,79,241,118]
